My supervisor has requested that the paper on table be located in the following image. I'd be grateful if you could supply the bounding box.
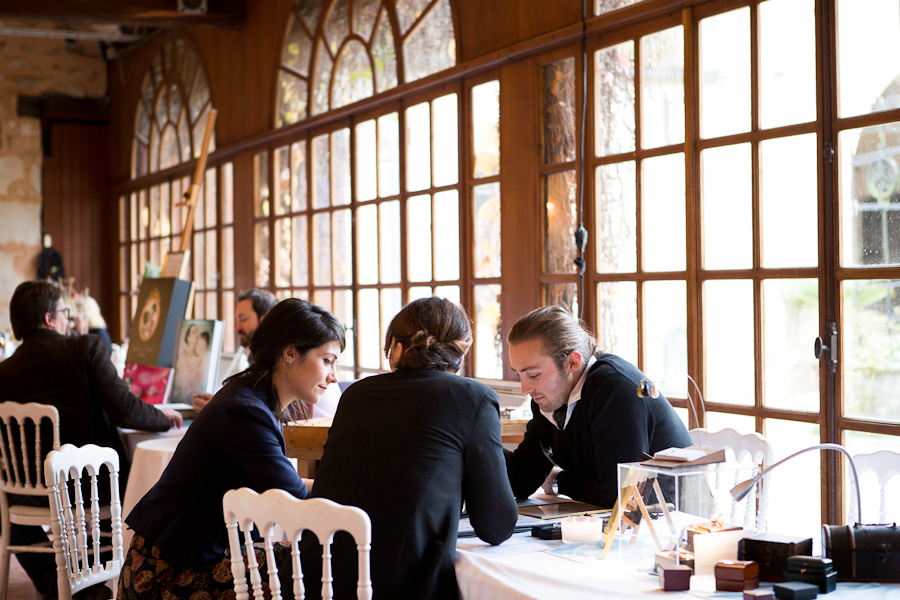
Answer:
[691,529,747,576]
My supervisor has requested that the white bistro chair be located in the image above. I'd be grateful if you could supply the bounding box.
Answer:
[0,402,60,600]
[690,428,773,530]
[848,450,900,524]
[223,488,372,600]
[44,444,123,600]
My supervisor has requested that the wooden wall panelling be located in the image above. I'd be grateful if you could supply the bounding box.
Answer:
[230,151,257,296]
[42,122,113,324]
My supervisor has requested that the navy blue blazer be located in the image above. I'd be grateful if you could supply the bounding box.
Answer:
[125,378,309,567]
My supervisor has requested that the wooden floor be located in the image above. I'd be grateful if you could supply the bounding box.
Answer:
[7,557,37,600]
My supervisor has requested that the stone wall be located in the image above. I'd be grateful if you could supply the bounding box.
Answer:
[0,20,106,334]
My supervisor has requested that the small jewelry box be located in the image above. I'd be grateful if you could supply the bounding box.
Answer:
[659,564,692,591]
[744,590,775,600]
[716,560,761,592]
[774,581,819,600]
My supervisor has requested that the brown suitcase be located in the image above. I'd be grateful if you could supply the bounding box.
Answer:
[822,523,900,583]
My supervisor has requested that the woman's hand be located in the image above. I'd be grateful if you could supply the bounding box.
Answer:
[192,393,213,412]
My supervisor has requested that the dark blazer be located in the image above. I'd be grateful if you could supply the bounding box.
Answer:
[505,353,693,507]
[303,370,518,600]
[0,329,170,482]
[126,378,309,567]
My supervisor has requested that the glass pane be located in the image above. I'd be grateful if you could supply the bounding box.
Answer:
[643,280,687,398]
[292,217,308,287]
[149,187,160,237]
[406,102,431,192]
[474,284,503,379]
[119,246,126,292]
[472,80,500,178]
[396,0,430,33]
[194,292,205,319]
[205,230,216,289]
[597,281,638,366]
[432,93,459,187]
[595,0,644,16]
[254,152,269,218]
[275,146,291,216]
[372,8,398,93]
[642,153,685,271]
[760,134,818,267]
[763,278,819,411]
[380,288,402,370]
[473,182,501,278]
[298,0,321,32]
[839,122,900,267]
[193,232,205,288]
[291,143,307,212]
[172,180,184,235]
[700,8,750,138]
[333,289,354,369]
[332,209,352,285]
[206,292,217,320]
[282,17,312,76]
[843,279,900,423]
[356,204,379,284]
[378,113,400,197]
[379,200,401,284]
[194,176,206,231]
[159,184,171,237]
[357,288,381,369]
[223,226,234,288]
[275,217,291,287]
[312,41,333,115]
[434,190,460,280]
[332,128,351,206]
[542,170,578,274]
[407,194,432,282]
[356,119,377,202]
[409,286,432,302]
[205,168,216,227]
[354,0,379,40]
[312,134,330,209]
[836,0,900,118]
[139,190,148,239]
[313,290,332,311]
[704,412,756,435]
[764,419,821,543]
[278,71,308,127]
[595,41,635,157]
[312,212,331,286]
[435,285,460,304]
[402,0,456,83]
[702,143,752,269]
[641,26,684,149]
[542,58,576,164]
[595,161,636,273]
[222,290,235,353]
[759,0,815,128]
[704,279,754,406]
[333,39,374,109]
[130,193,138,239]
[542,283,579,317]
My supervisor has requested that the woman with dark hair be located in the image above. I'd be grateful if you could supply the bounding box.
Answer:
[302,297,518,600]
[120,298,346,600]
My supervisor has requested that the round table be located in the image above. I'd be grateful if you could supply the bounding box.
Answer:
[121,429,188,550]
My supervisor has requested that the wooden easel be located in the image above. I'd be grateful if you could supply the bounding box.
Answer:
[600,470,675,559]
[161,108,218,279]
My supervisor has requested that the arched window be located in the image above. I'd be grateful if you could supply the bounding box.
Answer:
[131,38,216,178]
[276,0,457,127]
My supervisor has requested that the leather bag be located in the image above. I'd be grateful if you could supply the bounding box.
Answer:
[822,523,900,583]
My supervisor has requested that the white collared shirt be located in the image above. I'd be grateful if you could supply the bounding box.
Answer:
[538,354,598,430]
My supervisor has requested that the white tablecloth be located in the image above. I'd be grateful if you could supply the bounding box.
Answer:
[121,429,188,550]
[455,533,900,600]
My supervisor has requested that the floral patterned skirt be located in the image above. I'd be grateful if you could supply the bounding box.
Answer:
[118,534,292,600]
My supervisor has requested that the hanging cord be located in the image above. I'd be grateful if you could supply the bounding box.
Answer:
[573,0,589,318]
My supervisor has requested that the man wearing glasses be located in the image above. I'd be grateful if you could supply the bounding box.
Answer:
[0,280,182,599]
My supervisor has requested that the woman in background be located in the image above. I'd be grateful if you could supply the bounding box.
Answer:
[120,298,345,600]
[303,296,517,599]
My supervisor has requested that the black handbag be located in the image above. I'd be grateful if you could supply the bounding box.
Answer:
[822,523,900,583]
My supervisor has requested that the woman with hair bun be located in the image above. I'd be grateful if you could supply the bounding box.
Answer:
[302,296,517,600]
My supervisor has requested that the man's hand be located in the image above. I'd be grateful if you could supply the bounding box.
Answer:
[192,393,213,413]
[160,407,183,429]
[541,466,562,496]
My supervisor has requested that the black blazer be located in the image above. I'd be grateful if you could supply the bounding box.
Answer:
[125,379,309,567]
[303,370,518,600]
[0,329,170,482]
[505,353,693,507]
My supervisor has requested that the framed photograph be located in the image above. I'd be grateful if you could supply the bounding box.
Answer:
[170,319,225,404]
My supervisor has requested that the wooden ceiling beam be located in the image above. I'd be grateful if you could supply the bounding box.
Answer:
[0,0,245,29]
